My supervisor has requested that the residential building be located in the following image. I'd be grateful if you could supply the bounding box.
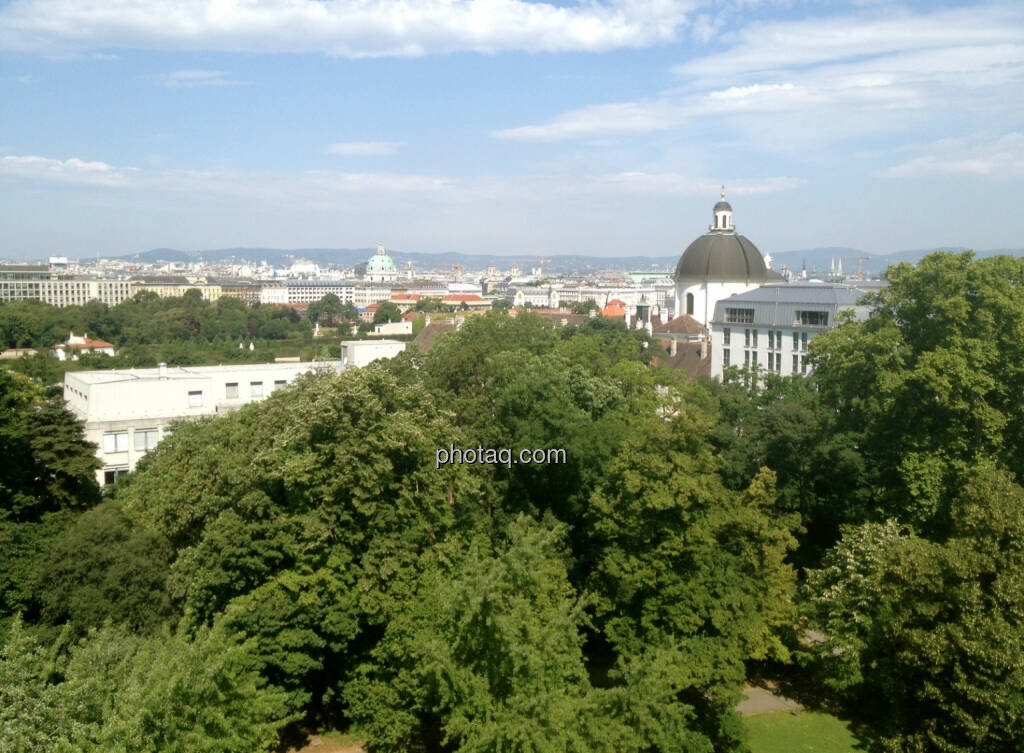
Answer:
[64,360,346,486]
[53,331,117,361]
[709,283,874,380]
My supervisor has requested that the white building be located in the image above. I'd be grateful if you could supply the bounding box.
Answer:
[372,320,413,336]
[64,360,345,486]
[340,339,406,368]
[674,190,779,327]
[285,280,355,304]
[0,264,134,307]
[709,283,873,380]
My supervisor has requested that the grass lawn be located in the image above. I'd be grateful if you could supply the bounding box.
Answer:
[746,710,862,753]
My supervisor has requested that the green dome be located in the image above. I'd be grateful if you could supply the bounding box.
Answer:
[366,243,397,277]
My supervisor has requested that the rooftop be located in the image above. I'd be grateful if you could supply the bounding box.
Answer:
[66,360,344,385]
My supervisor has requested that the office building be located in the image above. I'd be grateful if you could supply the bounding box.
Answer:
[64,360,345,486]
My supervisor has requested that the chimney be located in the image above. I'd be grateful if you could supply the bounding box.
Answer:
[158,362,167,379]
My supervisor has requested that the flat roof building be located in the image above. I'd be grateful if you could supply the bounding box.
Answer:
[709,282,875,380]
[64,360,345,486]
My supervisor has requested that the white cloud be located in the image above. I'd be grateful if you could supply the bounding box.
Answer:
[672,5,1024,80]
[492,4,1024,146]
[493,100,684,141]
[326,141,405,156]
[0,155,138,186]
[0,152,802,208]
[148,70,245,88]
[878,133,1024,178]
[0,0,695,56]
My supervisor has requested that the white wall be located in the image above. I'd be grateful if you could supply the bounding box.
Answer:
[65,361,345,485]
[340,340,406,368]
[676,280,757,328]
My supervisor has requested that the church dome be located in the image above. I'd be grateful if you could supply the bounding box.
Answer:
[366,243,397,277]
[674,193,766,284]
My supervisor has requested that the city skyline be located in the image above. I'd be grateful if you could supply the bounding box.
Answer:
[2,0,1023,258]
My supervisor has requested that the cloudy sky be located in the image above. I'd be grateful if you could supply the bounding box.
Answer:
[1,0,1022,259]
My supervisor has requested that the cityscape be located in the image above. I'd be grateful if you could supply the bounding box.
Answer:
[3,1,1024,753]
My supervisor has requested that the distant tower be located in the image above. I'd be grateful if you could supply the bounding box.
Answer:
[801,259,808,280]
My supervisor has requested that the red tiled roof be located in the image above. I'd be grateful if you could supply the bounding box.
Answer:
[391,293,421,301]
[653,315,707,336]
[602,304,626,318]
[402,311,418,322]
[67,337,114,349]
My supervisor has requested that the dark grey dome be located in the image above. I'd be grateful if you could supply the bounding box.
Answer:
[713,200,732,212]
[674,232,767,283]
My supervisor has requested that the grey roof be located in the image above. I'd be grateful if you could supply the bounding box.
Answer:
[710,282,879,328]
[674,232,767,283]
[713,200,732,212]
[720,282,873,305]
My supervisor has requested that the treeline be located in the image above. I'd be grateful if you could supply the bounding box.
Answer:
[3,251,1024,753]
[0,289,313,350]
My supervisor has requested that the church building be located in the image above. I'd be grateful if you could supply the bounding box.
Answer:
[674,190,775,327]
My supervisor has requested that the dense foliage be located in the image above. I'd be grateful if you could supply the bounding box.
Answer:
[4,251,1024,753]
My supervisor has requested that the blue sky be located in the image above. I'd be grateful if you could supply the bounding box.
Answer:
[1,0,1022,260]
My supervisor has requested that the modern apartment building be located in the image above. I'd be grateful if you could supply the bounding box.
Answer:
[0,264,133,307]
[64,360,345,486]
[709,283,874,379]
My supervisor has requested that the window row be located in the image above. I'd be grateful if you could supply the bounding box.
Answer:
[102,427,160,454]
[191,379,291,406]
[723,328,810,351]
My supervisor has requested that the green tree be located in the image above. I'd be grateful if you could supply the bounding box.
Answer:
[806,468,1024,752]
[811,251,1024,533]
[347,516,619,753]
[587,408,798,752]
[372,301,402,325]
[34,501,173,634]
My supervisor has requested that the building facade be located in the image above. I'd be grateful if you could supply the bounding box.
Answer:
[340,339,407,368]
[64,360,346,486]
[709,283,873,380]
[1,264,133,307]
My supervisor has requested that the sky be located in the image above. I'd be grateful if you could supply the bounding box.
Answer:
[1,0,1022,260]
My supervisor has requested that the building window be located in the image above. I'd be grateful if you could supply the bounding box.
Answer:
[723,349,730,367]
[686,293,694,316]
[768,331,774,350]
[801,332,809,351]
[796,310,829,326]
[188,390,203,408]
[793,354,799,373]
[801,356,808,375]
[225,382,239,399]
[102,431,129,453]
[744,350,750,366]
[752,329,758,347]
[793,331,799,349]
[134,428,159,452]
[744,329,750,347]
[723,327,730,346]
[273,380,287,392]
[103,468,129,485]
[251,381,263,397]
[751,351,758,367]
[776,331,783,348]
[725,308,754,324]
